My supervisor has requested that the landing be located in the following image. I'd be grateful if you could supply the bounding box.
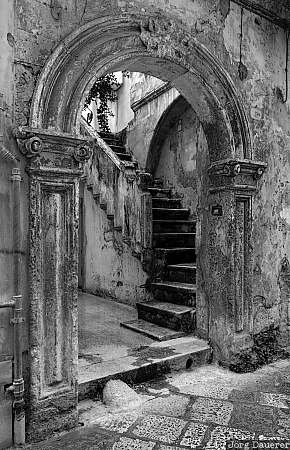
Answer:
[78,292,210,399]
[78,292,154,365]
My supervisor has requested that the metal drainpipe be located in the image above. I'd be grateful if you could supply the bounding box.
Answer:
[0,140,25,444]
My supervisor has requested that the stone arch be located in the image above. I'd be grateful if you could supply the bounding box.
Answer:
[146,95,193,174]
[30,13,252,162]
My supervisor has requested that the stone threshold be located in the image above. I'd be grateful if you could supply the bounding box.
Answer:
[78,336,211,401]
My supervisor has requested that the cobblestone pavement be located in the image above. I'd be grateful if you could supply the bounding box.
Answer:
[24,360,290,449]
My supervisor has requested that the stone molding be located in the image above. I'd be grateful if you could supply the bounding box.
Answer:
[208,158,267,192]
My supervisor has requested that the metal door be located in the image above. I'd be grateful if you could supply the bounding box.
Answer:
[0,305,13,449]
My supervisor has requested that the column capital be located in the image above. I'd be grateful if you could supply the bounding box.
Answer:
[208,158,267,194]
[13,126,93,172]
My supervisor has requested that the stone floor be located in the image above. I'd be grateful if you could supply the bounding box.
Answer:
[78,292,154,379]
[24,359,290,449]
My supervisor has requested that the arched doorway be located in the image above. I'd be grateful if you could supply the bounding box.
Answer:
[15,12,266,439]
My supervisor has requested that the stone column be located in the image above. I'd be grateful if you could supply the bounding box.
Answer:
[15,127,92,441]
[197,159,267,364]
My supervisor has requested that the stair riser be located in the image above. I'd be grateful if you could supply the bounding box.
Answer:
[153,234,195,248]
[110,146,127,154]
[152,199,181,209]
[153,209,190,220]
[137,304,196,332]
[153,221,196,233]
[166,268,196,284]
[116,154,132,161]
[163,250,196,264]
[151,286,196,307]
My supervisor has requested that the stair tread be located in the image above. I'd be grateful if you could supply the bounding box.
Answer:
[137,300,195,314]
[168,263,197,269]
[151,281,196,291]
[153,232,196,236]
[155,247,195,251]
[153,220,196,223]
[153,207,187,210]
[120,319,185,341]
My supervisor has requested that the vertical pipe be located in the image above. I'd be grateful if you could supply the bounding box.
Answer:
[11,168,22,295]
[11,295,25,445]
[11,166,25,444]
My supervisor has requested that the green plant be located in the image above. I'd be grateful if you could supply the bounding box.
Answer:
[84,73,119,133]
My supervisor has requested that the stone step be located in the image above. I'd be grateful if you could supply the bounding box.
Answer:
[155,247,196,264]
[152,198,182,209]
[115,152,132,161]
[153,232,195,248]
[78,336,211,401]
[120,319,186,341]
[151,281,196,306]
[153,208,190,220]
[147,187,172,198]
[153,220,196,233]
[137,301,196,332]
[167,263,197,284]
[109,144,127,154]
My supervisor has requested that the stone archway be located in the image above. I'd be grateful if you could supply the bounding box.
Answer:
[16,12,267,439]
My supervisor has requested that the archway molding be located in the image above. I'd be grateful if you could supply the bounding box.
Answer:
[30,13,253,162]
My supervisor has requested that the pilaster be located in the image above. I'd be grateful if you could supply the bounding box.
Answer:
[14,127,92,440]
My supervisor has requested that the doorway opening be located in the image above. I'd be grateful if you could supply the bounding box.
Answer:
[77,70,209,396]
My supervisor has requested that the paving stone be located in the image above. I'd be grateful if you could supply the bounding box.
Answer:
[228,389,257,404]
[178,383,232,400]
[141,394,189,417]
[94,411,141,434]
[258,392,290,409]
[277,409,290,437]
[229,404,277,434]
[205,426,254,449]
[179,422,208,448]
[158,446,184,450]
[132,415,187,443]
[189,398,233,425]
[113,437,156,449]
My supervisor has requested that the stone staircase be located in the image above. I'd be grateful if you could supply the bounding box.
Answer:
[122,179,197,341]
[84,128,198,343]
[98,131,137,167]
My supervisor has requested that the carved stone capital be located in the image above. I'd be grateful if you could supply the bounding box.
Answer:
[208,159,267,193]
[14,126,93,173]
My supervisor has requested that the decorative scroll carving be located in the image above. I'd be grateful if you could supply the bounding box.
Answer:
[74,144,92,163]
[208,158,267,193]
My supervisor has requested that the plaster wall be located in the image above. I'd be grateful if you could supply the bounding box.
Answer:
[154,104,208,217]
[83,188,149,306]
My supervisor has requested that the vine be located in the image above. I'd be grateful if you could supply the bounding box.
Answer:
[84,73,119,133]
